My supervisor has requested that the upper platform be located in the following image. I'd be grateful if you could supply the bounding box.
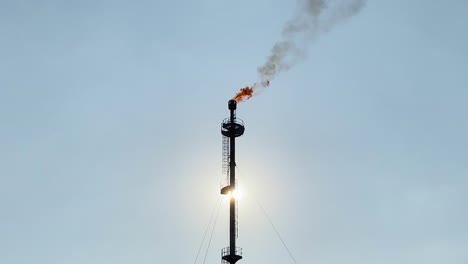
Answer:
[221,118,245,137]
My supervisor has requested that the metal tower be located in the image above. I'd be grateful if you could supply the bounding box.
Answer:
[220,99,244,264]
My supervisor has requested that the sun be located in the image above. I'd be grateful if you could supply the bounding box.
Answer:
[225,189,242,200]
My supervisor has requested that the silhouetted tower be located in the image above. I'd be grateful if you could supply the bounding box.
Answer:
[220,99,244,264]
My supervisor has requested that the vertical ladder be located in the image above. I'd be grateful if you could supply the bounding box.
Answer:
[222,136,230,180]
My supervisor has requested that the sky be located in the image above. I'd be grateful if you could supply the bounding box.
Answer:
[1,0,468,263]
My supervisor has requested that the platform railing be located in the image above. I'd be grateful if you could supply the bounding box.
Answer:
[221,118,244,133]
[221,246,243,258]
[221,118,244,126]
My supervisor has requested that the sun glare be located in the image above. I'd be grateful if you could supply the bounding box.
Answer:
[225,189,242,200]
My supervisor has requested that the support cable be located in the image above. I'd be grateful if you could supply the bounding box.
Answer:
[236,165,297,264]
[202,196,223,264]
[257,200,297,264]
[193,196,221,264]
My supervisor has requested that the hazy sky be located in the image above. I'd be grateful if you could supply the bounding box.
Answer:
[1,0,468,263]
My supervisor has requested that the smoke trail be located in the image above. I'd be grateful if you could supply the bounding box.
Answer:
[233,0,366,102]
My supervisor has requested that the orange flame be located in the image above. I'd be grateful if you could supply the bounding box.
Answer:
[232,80,270,103]
[233,86,254,102]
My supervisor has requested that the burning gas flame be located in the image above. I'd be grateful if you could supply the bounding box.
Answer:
[233,80,270,103]
[233,87,254,102]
